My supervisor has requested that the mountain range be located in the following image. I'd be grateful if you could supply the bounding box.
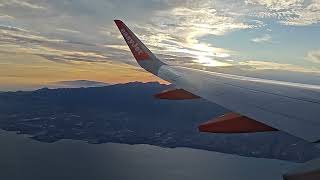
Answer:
[0,81,319,162]
[48,80,110,89]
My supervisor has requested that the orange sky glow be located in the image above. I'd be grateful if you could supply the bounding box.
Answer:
[0,52,168,91]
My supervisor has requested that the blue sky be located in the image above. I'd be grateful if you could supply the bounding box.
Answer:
[0,0,319,90]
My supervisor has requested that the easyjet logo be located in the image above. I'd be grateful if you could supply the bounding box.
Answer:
[121,28,144,56]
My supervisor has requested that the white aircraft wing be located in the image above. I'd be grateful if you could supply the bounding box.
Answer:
[114,20,320,143]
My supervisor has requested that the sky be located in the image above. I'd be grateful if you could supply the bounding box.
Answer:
[0,0,319,91]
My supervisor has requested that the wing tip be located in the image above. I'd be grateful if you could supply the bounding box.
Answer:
[113,19,166,74]
[114,19,122,23]
[114,20,124,27]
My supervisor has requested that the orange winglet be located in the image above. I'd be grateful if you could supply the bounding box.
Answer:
[154,89,200,100]
[198,112,277,133]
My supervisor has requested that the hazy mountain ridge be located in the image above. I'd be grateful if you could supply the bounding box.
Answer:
[48,80,110,89]
[0,82,319,162]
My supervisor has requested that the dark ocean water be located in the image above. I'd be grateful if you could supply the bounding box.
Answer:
[0,130,296,180]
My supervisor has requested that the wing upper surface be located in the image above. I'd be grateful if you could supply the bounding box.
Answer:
[158,65,320,142]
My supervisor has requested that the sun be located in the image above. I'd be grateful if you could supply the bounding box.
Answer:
[195,55,231,67]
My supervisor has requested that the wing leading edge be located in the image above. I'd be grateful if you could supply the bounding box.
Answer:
[114,20,320,142]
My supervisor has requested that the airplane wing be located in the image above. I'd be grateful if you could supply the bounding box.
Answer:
[114,20,320,143]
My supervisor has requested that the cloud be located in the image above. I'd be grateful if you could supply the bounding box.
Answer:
[0,0,259,68]
[0,25,64,45]
[0,25,28,32]
[239,60,320,73]
[245,0,304,11]
[0,14,15,19]
[0,0,45,10]
[251,34,272,43]
[130,0,261,67]
[246,0,320,26]
[56,28,81,34]
[281,0,320,26]
[0,25,116,64]
[307,49,320,63]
